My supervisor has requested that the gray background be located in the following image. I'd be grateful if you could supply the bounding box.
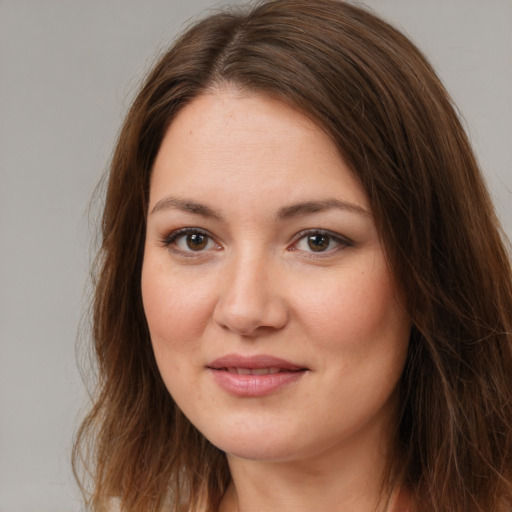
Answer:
[0,0,510,510]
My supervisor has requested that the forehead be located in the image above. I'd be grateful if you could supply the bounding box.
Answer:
[149,90,370,214]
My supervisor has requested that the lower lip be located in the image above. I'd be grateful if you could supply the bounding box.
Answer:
[208,369,306,397]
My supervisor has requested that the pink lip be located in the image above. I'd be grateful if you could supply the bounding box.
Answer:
[207,354,308,397]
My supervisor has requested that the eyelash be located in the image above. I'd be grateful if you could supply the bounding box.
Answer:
[160,227,353,258]
[290,229,353,257]
[160,228,220,257]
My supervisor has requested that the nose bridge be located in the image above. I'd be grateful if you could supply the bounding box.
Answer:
[214,245,287,335]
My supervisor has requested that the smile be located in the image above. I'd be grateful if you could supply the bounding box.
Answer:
[225,367,293,375]
[207,354,308,397]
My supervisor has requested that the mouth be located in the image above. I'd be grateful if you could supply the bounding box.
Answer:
[207,354,307,371]
[206,354,308,397]
[220,367,300,375]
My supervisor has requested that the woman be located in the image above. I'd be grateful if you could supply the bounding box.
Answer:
[73,1,512,511]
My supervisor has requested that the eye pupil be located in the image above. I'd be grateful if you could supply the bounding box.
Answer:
[186,233,208,251]
[307,234,329,252]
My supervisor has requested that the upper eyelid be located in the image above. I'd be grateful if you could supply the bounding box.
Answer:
[160,227,220,250]
[288,230,353,259]
[292,228,353,246]
[160,226,353,251]
[160,228,221,258]
[163,227,214,241]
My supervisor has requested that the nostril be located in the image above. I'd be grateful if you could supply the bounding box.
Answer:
[213,296,288,336]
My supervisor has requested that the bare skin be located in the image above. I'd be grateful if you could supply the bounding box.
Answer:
[142,88,411,512]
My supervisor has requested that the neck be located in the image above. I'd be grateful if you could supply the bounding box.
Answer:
[218,417,402,512]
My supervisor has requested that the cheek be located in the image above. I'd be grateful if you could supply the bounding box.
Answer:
[141,255,219,401]
[294,256,409,354]
[141,254,215,356]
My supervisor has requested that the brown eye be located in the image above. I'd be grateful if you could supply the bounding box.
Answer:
[292,230,350,256]
[307,234,330,252]
[186,233,208,251]
[166,229,217,254]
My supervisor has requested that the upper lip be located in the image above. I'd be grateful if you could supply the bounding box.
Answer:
[207,354,307,371]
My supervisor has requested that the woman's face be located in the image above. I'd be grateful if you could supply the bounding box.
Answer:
[142,90,411,463]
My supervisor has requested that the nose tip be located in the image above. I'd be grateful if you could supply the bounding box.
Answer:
[215,304,287,337]
[213,264,288,337]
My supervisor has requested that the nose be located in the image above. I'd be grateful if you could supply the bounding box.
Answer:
[213,253,288,337]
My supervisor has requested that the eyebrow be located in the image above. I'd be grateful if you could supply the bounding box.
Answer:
[149,196,371,219]
[276,199,371,219]
[150,196,223,219]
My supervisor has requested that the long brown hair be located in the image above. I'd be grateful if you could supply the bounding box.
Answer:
[73,1,512,511]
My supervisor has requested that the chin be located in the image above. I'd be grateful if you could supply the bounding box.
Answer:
[221,441,304,463]
[195,419,304,462]
[202,424,333,464]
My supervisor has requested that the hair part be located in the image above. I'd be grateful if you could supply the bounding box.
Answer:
[74,1,512,511]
